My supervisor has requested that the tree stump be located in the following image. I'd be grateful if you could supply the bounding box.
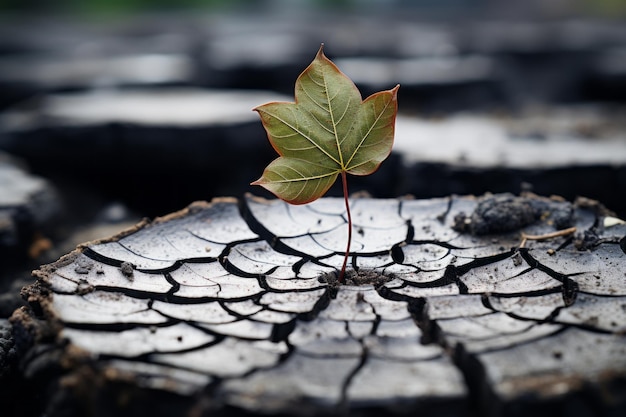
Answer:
[12,193,626,417]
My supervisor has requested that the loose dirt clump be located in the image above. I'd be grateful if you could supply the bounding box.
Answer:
[318,269,393,288]
[453,193,575,235]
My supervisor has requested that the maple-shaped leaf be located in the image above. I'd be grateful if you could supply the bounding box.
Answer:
[252,45,399,205]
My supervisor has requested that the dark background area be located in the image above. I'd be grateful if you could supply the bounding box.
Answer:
[1,0,625,216]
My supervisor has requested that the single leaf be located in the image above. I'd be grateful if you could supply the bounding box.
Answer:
[252,44,399,205]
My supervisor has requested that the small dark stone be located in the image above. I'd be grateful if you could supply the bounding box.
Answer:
[119,262,134,280]
[452,212,471,233]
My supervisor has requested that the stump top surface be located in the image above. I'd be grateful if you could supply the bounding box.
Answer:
[20,193,626,416]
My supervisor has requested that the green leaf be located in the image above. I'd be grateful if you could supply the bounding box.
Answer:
[252,44,399,205]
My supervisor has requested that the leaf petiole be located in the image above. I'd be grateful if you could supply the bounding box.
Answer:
[339,171,352,283]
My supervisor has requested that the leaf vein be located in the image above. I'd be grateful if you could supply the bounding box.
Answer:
[302,90,329,113]
[264,109,340,165]
[345,98,393,169]
[323,70,344,168]
[269,170,339,183]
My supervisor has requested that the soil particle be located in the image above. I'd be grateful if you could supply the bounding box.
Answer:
[119,262,134,280]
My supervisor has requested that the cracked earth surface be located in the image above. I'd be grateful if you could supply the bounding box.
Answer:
[16,193,626,416]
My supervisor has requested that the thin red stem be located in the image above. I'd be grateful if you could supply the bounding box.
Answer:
[338,171,352,283]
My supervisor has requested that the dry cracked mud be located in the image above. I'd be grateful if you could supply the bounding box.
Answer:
[10,193,626,417]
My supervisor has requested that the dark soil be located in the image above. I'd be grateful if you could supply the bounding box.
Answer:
[452,193,575,235]
[318,269,394,289]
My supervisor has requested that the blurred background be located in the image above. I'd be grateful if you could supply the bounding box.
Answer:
[0,0,625,287]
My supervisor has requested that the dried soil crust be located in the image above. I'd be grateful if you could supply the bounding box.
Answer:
[11,193,626,417]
